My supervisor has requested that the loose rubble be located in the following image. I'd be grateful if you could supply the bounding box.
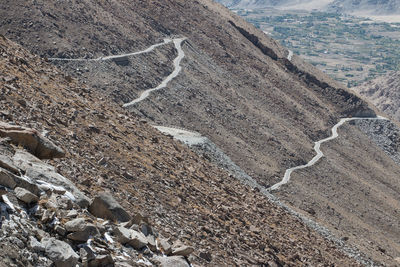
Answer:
[0,129,194,267]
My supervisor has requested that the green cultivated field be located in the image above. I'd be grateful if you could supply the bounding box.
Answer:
[235,9,400,87]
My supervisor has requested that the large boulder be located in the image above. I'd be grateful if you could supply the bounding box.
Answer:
[114,226,148,249]
[15,187,39,204]
[0,140,19,174]
[0,167,17,189]
[13,150,90,207]
[171,240,194,257]
[42,238,79,267]
[0,121,65,159]
[153,256,190,267]
[0,167,40,195]
[88,192,131,222]
[158,237,172,255]
[88,254,114,267]
[0,155,19,174]
[65,218,100,242]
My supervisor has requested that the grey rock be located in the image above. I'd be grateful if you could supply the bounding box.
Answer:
[0,167,40,196]
[140,223,153,236]
[66,209,78,218]
[0,167,17,189]
[46,193,73,210]
[41,210,55,224]
[15,187,39,204]
[128,229,148,249]
[8,236,25,248]
[114,226,133,244]
[42,237,79,267]
[115,262,134,267]
[114,226,148,249]
[171,240,194,257]
[15,175,40,196]
[158,237,172,255]
[0,121,65,159]
[13,150,90,207]
[147,234,157,252]
[0,154,19,174]
[65,218,87,232]
[153,256,190,267]
[65,218,100,242]
[80,246,96,266]
[88,254,114,267]
[55,225,67,236]
[29,236,45,252]
[114,226,131,245]
[88,192,131,222]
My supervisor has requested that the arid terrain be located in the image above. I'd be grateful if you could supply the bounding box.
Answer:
[354,71,400,122]
[1,0,400,266]
[0,30,364,267]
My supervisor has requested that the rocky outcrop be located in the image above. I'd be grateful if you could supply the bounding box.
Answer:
[0,121,65,159]
[0,125,195,267]
[14,187,38,204]
[114,226,148,249]
[42,238,79,267]
[0,167,40,195]
[65,218,100,242]
[13,149,90,207]
[88,192,132,222]
[154,256,190,267]
[229,20,278,60]
[354,71,400,122]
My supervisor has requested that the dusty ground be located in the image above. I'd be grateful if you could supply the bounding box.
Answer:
[353,71,400,122]
[0,34,363,266]
[1,0,399,265]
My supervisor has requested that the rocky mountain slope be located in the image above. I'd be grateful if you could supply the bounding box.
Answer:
[0,33,364,266]
[1,0,400,265]
[353,71,400,122]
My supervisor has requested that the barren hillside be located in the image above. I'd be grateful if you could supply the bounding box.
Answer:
[0,34,364,266]
[354,71,400,121]
[1,0,400,265]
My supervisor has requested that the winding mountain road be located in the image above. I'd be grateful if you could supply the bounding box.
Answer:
[49,37,388,195]
[123,38,186,107]
[48,38,173,62]
[269,115,388,191]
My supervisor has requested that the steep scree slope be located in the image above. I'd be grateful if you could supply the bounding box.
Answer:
[2,0,400,265]
[0,0,375,188]
[354,71,400,122]
[0,35,362,266]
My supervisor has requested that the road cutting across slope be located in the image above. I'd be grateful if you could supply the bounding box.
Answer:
[48,37,386,195]
[269,115,388,191]
[48,38,172,61]
[123,38,186,107]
